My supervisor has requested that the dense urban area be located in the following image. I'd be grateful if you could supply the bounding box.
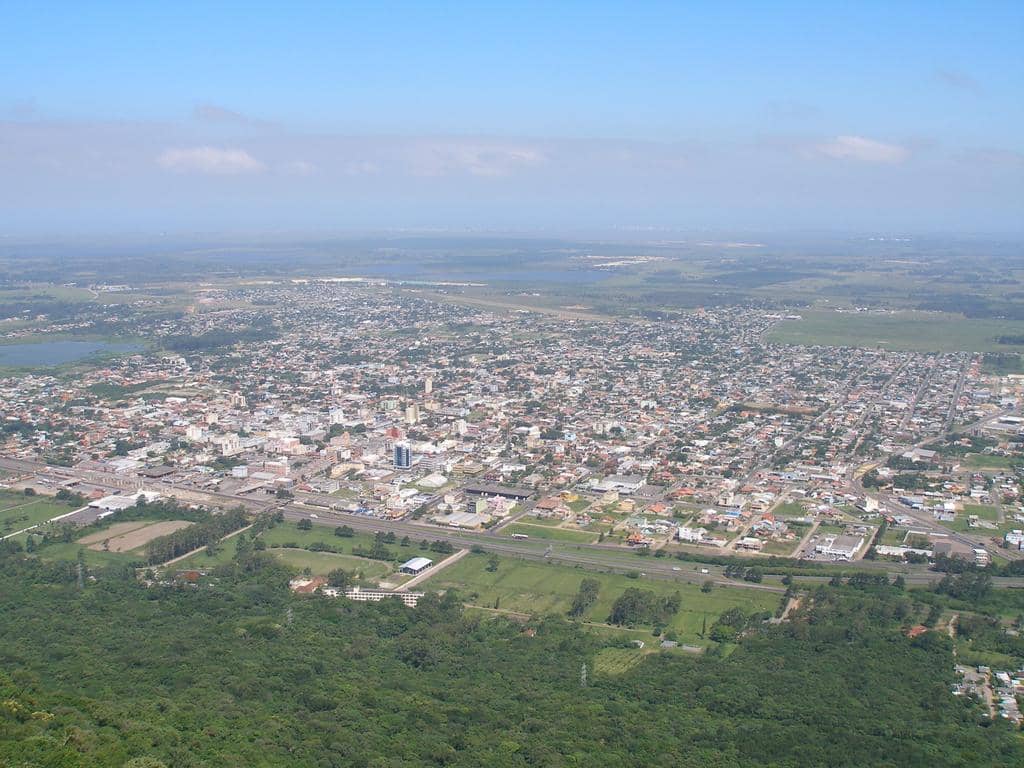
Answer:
[2,244,1024,766]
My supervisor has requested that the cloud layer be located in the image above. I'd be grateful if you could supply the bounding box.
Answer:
[814,135,909,164]
[0,116,1020,234]
[157,146,265,174]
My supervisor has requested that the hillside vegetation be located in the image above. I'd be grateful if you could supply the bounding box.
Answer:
[0,552,1021,767]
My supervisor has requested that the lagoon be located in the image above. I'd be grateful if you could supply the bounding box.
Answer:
[0,340,140,368]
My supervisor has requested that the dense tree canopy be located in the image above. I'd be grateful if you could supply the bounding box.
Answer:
[0,553,1020,768]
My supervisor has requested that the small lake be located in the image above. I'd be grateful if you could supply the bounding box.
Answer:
[0,340,141,368]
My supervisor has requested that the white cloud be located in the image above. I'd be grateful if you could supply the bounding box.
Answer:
[413,141,546,177]
[157,146,265,174]
[340,159,378,176]
[192,102,254,123]
[278,159,316,176]
[814,135,909,164]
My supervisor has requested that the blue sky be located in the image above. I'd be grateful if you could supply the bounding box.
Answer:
[1,1,1021,235]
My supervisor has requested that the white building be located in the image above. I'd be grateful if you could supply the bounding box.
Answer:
[676,526,707,543]
[814,534,863,560]
[399,556,433,574]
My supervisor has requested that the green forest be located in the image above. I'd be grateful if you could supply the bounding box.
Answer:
[1,549,1022,767]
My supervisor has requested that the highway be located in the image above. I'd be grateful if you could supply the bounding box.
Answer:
[4,454,1024,592]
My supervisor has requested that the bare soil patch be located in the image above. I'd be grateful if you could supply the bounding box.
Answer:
[78,521,150,545]
[87,520,192,553]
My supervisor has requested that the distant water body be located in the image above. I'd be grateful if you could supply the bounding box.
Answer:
[362,265,609,284]
[0,340,140,368]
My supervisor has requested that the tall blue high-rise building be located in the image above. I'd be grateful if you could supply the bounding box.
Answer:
[394,442,412,469]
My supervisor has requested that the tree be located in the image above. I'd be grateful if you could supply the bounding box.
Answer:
[701,580,713,593]
[608,588,681,626]
[297,518,313,531]
[486,556,500,572]
[327,568,349,589]
[743,567,764,584]
[568,578,600,618]
[334,525,355,537]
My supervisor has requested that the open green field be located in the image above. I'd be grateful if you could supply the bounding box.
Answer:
[504,522,598,543]
[761,539,798,556]
[271,548,395,579]
[592,646,659,675]
[962,504,1000,521]
[947,504,1018,534]
[0,285,96,302]
[774,501,807,517]
[880,527,910,546]
[0,491,79,536]
[963,453,1017,469]
[20,523,148,567]
[175,520,430,570]
[521,515,564,526]
[260,522,386,551]
[768,310,1024,353]
[28,540,134,567]
[424,552,778,645]
[955,641,1020,670]
[171,541,237,568]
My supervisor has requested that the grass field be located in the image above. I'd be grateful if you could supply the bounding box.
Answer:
[963,453,1017,470]
[23,532,141,567]
[947,504,1018,534]
[504,522,598,543]
[880,527,910,546]
[271,548,395,579]
[774,501,807,518]
[172,542,237,568]
[520,515,564,526]
[0,491,78,536]
[761,539,798,556]
[955,642,1020,670]
[172,521,424,570]
[768,310,1024,353]
[962,504,1000,521]
[424,552,778,645]
[592,646,657,675]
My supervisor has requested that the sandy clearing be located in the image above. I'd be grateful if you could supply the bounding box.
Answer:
[88,520,193,553]
[79,521,151,544]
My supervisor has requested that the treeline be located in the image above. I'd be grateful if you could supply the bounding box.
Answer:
[276,528,454,563]
[161,324,278,352]
[144,508,248,565]
[608,587,681,627]
[568,577,600,617]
